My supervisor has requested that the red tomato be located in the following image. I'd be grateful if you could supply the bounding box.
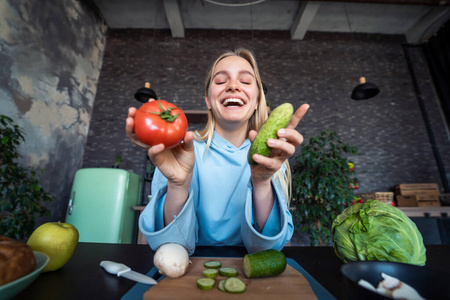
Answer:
[134,100,188,149]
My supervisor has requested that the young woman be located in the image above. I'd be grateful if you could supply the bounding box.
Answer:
[126,48,309,255]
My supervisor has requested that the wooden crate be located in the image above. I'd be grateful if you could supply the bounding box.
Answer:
[396,195,417,207]
[395,183,440,207]
[375,192,394,204]
[417,200,441,207]
[356,192,394,205]
[356,193,376,200]
[395,183,440,196]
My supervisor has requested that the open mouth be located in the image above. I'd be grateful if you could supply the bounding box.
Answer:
[222,98,244,108]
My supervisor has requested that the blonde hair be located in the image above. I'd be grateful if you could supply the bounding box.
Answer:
[193,48,292,205]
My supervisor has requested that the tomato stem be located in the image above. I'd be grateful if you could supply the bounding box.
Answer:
[143,100,179,122]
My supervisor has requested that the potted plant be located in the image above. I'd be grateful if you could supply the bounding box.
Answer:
[291,130,358,246]
[113,154,123,168]
[0,115,53,240]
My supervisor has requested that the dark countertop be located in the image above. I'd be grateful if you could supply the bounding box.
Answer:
[14,243,450,300]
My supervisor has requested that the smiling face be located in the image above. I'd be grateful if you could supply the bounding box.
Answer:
[205,55,259,133]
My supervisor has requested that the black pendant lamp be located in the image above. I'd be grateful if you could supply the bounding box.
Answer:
[345,4,380,101]
[134,82,158,103]
[351,76,380,100]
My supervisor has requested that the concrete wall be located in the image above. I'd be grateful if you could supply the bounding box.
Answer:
[0,0,107,224]
[82,29,449,197]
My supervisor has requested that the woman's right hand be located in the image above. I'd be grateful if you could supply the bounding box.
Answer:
[126,106,150,150]
[147,130,195,187]
[125,101,195,186]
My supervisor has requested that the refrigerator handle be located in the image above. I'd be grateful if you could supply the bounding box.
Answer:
[68,191,75,215]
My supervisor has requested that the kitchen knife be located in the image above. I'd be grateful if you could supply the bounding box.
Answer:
[100,260,158,285]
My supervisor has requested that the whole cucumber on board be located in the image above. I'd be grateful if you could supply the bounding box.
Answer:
[248,103,294,165]
[242,249,287,278]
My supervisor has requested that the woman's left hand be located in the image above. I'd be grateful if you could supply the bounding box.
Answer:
[249,103,310,183]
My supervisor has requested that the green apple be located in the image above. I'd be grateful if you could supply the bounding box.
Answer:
[27,222,79,272]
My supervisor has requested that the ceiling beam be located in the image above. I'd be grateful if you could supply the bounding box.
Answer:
[406,6,450,43]
[163,0,185,38]
[290,1,321,40]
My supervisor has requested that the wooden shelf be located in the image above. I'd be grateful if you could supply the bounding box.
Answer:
[397,206,450,217]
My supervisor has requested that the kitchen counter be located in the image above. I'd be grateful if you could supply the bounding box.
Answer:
[14,243,450,300]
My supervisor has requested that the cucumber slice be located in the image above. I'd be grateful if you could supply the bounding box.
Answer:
[218,279,226,292]
[224,277,246,293]
[203,268,218,278]
[196,278,216,290]
[219,267,238,277]
[204,260,222,269]
[243,249,287,278]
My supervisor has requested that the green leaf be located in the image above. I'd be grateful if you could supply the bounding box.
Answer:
[291,130,358,246]
[0,114,53,239]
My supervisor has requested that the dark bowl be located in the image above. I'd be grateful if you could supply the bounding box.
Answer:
[341,261,450,300]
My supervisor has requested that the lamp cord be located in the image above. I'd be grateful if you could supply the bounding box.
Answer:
[147,7,158,86]
[344,3,362,78]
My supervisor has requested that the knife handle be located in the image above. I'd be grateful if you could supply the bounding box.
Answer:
[100,260,130,275]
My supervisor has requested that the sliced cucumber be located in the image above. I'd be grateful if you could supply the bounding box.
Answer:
[219,267,238,277]
[218,279,226,292]
[243,249,287,278]
[203,268,218,278]
[204,260,222,269]
[196,278,216,290]
[224,277,246,293]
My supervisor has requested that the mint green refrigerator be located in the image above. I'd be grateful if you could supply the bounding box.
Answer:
[65,168,142,244]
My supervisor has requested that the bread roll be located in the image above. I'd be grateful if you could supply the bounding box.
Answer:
[0,235,36,286]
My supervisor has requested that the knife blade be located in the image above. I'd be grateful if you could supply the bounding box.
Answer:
[100,260,158,285]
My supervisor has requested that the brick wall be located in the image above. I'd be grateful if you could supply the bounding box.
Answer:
[82,29,450,196]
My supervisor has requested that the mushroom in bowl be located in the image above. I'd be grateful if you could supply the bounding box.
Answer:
[341,261,450,300]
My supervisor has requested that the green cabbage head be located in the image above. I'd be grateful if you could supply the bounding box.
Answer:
[331,200,426,266]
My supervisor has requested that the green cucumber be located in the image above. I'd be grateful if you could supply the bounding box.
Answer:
[203,268,218,278]
[242,249,287,278]
[218,279,226,292]
[224,277,246,293]
[248,103,294,165]
[204,260,222,269]
[219,267,238,277]
[196,277,216,290]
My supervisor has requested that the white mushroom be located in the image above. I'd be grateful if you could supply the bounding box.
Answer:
[153,243,190,278]
[392,283,426,300]
[380,273,401,289]
[357,273,426,300]
[358,279,378,292]
[375,273,400,297]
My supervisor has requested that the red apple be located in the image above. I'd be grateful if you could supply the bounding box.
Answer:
[27,222,79,272]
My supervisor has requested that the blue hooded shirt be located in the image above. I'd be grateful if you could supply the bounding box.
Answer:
[139,132,294,255]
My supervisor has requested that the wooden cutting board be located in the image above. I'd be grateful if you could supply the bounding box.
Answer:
[143,257,317,299]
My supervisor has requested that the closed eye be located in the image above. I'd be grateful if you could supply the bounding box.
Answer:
[240,74,254,85]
